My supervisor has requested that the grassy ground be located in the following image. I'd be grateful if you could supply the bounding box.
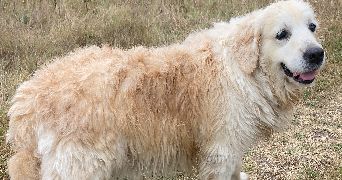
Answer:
[0,0,341,179]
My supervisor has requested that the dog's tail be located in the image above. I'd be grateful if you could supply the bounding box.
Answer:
[7,81,41,180]
[8,150,40,180]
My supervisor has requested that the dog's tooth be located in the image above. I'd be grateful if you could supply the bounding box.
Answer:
[293,72,300,77]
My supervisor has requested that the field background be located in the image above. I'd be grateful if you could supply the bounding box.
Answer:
[0,0,341,179]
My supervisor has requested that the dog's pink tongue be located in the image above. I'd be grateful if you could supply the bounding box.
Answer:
[300,70,317,80]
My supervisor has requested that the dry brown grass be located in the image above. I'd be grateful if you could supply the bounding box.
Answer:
[0,0,341,179]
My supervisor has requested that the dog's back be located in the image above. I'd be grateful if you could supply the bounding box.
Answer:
[7,37,225,178]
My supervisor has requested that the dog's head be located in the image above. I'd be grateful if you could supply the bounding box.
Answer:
[233,0,325,86]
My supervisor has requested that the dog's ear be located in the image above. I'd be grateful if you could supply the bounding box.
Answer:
[233,22,261,74]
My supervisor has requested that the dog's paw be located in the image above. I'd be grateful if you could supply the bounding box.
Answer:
[240,172,249,180]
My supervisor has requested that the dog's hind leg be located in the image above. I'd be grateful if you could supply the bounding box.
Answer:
[8,149,40,180]
[38,136,127,180]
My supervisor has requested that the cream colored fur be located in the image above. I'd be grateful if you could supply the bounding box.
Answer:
[7,1,324,179]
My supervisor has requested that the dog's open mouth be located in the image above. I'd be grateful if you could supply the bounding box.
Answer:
[281,63,316,84]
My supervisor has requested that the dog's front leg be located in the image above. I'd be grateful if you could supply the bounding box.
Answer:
[231,158,249,180]
[198,149,249,180]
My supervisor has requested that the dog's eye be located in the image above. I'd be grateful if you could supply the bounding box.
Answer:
[276,29,289,40]
[309,23,316,32]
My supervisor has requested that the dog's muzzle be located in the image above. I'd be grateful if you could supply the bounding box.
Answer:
[282,46,325,84]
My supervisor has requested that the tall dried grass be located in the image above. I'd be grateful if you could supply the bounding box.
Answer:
[0,0,341,179]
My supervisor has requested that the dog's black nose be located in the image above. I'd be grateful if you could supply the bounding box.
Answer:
[303,47,325,65]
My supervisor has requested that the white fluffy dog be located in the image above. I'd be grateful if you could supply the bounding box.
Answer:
[7,1,325,179]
